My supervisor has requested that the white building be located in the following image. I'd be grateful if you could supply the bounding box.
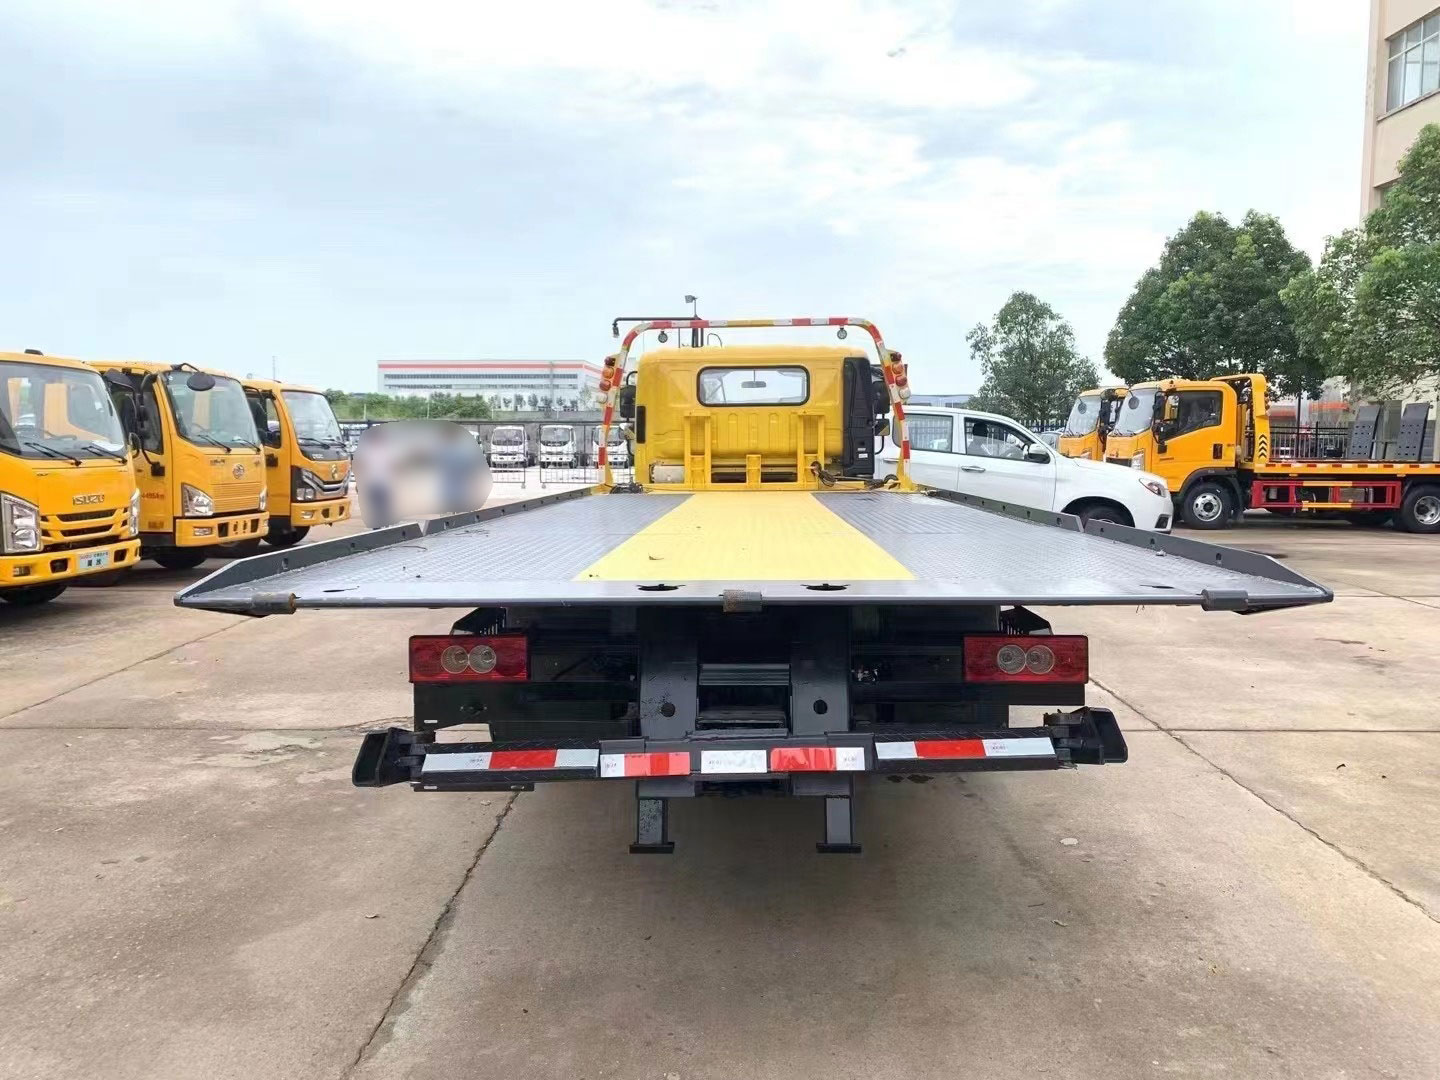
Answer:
[377,359,604,407]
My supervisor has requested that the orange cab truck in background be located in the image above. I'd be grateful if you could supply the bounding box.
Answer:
[0,350,140,605]
[1057,387,1127,461]
[243,379,351,549]
[94,361,266,569]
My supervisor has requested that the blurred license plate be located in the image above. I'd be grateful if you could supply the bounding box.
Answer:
[79,551,110,570]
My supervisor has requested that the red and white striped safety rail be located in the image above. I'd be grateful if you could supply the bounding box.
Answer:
[597,316,912,487]
[418,736,1057,780]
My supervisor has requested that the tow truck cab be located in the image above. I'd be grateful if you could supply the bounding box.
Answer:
[95,360,266,570]
[0,350,141,605]
[242,379,351,549]
[627,344,890,489]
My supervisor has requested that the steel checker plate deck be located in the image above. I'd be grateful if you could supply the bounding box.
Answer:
[176,490,1330,612]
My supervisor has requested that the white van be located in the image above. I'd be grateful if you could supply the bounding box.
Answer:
[589,425,631,467]
[881,406,1174,531]
[538,425,578,467]
[487,425,529,469]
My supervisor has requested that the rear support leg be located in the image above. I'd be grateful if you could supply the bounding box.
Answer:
[817,784,860,854]
[630,794,674,854]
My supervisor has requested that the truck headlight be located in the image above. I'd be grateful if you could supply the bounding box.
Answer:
[181,483,214,517]
[1130,452,1146,470]
[1139,477,1167,498]
[127,488,141,537]
[259,487,268,512]
[1,492,41,554]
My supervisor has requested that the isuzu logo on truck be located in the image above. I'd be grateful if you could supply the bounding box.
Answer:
[72,493,104,505]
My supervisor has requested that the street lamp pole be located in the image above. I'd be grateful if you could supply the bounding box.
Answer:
[684,294,699,347]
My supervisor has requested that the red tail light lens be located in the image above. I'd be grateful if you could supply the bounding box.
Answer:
[964,635,1087,683]
[409,635,528,683]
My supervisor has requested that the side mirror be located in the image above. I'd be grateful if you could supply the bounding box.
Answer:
[127,431,141,456]
[185,371,216,392]
[617,384,636,420]
[1024,446,1050,464]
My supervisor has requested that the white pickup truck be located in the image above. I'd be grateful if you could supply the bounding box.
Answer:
[882,406,1174,531]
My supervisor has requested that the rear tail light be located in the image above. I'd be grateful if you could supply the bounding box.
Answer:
[409,635,528,683]
[964,635,1087,683]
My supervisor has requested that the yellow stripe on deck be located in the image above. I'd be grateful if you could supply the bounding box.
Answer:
[575,492,914,582]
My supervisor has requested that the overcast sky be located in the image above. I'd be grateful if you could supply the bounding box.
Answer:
[1,0,1365,392]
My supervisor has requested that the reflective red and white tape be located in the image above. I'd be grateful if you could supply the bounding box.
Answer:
[422,737,1055,778]
[873,738,1056,761]
[421,748,599,773]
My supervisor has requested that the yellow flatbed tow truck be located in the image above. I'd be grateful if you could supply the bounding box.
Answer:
[177,317,1330,853]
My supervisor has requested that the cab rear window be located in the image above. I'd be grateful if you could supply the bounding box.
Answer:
[697,366,808,406]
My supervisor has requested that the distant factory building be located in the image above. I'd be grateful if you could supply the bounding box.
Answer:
[377,359,603,408]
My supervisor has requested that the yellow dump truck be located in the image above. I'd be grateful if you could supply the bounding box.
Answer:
[1057,386,1127,461]
[93,360,266,569]
[178,317,1329,854]
[1104,373,1440,531]
[242,379,351,548]
[0,350,141,605]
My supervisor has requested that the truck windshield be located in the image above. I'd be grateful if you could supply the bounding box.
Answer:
[1112,388,1158,436]
[594,427,627,446]
[491,429,523,445]
[281,390,343,443]
[698,366,809,406]
[540,426,572,445]
[163,371,260,449]
[1062,394,1101,436]
[0,361,128,460]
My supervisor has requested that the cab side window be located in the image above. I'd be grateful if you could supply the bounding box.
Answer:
[246,390,282,449]
[1172,391,1223,437]
[906,413,954,452]
[964,418,1031,460]
[138,385,164,453]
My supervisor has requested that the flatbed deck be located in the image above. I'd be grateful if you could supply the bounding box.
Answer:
[176,488,1331,615]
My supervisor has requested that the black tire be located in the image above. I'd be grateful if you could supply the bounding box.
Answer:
[263,526,309,550]
[151,549,210,570]
[1,582,68,606]
[1398,484,1440,534]
[1075,503,1130,528]
[1180,481,1233,530]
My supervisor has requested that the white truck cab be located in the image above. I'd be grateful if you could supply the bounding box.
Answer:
[487,425,528,468]
[882,406,1174,531]
[591,425,630,467]
[538,425,577,467]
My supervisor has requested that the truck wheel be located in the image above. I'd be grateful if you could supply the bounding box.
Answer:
[151,549,210,570]
[1180,482,1233,530]
[1,582,68,606]
[1398,485,1440,534]
[264,526,309,550]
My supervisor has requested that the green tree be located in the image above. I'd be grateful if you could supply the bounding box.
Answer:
[1106,210,1321,396]
[966,292,1099,428]
[1284,124,1440,399]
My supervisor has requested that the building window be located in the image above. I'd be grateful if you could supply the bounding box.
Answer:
[1387,12,1440,112]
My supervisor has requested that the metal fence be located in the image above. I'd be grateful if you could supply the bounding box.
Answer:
[339,419,634,488]
[1267,425,1352,461]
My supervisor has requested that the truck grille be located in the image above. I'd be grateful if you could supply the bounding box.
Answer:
[42,508,127,550]
[213,481,263,513]
[1105,456,1131,468]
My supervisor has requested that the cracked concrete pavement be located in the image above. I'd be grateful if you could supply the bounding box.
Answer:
[1,511,1438,1078]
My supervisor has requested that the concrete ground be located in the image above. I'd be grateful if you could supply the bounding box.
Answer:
[2,507,1438,1079]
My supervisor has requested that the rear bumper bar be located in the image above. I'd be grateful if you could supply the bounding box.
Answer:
[352,707,1127,791]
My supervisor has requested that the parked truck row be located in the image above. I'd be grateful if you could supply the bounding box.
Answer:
[1057,375,1440,533]
[1,349,352,603]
